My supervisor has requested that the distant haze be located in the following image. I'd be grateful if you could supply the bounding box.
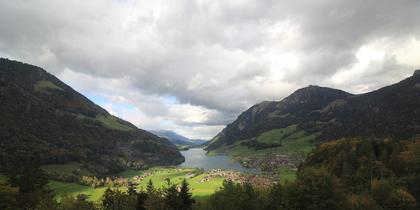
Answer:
[1,0,419,139]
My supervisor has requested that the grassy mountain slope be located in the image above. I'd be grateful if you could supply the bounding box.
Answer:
[0,58,184,175]
[206,86,351,151]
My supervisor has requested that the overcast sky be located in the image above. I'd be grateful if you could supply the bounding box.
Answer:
[1,0,419,139]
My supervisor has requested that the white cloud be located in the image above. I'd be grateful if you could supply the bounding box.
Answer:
[1,0,420,139]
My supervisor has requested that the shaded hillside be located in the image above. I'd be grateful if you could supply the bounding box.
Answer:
[310,73,420,142]
[0,58,184,175]
[151,130,207,146]
[206,86,352,151]
[205,71,420,172]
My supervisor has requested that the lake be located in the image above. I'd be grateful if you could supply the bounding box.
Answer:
[179,148,257,173]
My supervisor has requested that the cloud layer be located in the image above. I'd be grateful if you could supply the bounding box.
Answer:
[1,0,419,139]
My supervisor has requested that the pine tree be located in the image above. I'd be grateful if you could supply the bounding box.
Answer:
[146,179,154,194]
[3,152,52,209]
[179,179,195,210]
[164,179,181,210]
[102,187,115,210]
[136,191,148,210]
[127,181,138,196]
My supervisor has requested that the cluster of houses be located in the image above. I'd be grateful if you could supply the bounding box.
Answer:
[131,172,153,182]
[80,176,129,188]
[194,168,277,187]
[241,154,297,172]
[198,169,242,183]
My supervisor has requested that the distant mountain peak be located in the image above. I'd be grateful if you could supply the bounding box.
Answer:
[150,130,207,146]
[282,85,352,106]
[292,85,348,95]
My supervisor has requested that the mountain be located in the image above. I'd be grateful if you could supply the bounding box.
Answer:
[206,85,352,150]
[150,130,207,146]
[0,58,184,175]
[205,71,420,171]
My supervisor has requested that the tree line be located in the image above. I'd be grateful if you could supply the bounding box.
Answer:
[1,136,419,209]
[0,153,195,210]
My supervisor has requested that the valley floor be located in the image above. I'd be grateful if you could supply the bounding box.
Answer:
[48,167,227,201]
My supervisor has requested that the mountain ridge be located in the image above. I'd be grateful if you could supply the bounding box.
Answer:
[150,130,207,146]
[0,58,184,175]
[206,85,352,150]
[205,71,420,170]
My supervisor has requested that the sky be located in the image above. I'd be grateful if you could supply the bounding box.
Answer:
[1,0,419,139]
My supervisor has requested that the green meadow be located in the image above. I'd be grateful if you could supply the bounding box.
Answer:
[208,124,316,159]
[48,167,224,202]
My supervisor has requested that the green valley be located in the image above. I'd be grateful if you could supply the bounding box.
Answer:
[47,167,225,201]
[208,124,316,174]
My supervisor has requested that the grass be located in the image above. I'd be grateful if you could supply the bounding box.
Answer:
[277,166,297,183]
[95,114,133,131]
[256,125,297,144]
[49,181,108,201]
[211,124,316,159]
[34,80,63,92]
[177,145,190,151]
[73,114,133,132]
[134,168,224,197]
[49,167,224,202]
[207,125,316,181]
[0,174,7,182]
[256,124,315,154]
[118,169,144,178]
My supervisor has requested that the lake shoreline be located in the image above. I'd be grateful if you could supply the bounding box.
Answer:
[179,148,259,173]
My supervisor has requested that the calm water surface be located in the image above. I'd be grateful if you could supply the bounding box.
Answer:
[179,148,257,173]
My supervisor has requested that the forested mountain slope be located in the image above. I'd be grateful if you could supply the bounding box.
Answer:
[0,58,184,175]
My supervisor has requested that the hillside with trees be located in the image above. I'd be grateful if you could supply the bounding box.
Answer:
[1,136,419,209]
[0,58,184,175]
[205,71,420,172]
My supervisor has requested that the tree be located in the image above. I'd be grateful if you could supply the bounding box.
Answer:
[164,179,181,210]
[294,167,345,210]
[207,180,259,210]
[265,183,283,210]
[3,152,53,209]
[135,190,148,210]
[0,182,18,210]
[59,194,97,210]
[346,193,378,210]
[144,190,166,210]
[233,182,258,210]
[179,179,195,210]
[102,188,116,210]
[102,188,136,210]
[127,181,138,196]
[146,179,154,194]
[387,189,417,210]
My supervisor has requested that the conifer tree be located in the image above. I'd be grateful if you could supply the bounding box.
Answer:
[146,179,154,194]
[179,179,195,210]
